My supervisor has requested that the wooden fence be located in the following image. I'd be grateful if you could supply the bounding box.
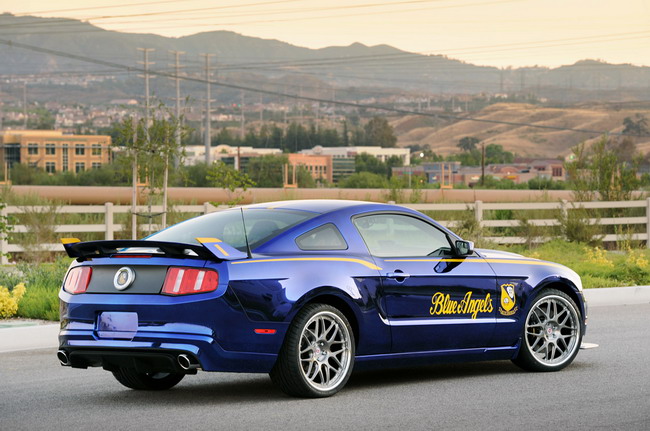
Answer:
[2,199,650,264]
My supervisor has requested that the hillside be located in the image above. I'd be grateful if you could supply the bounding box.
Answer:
[1,13,650,100]
[393,103,650,158]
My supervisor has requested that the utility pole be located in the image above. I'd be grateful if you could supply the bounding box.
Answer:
[499,68,504,93]
[299,84,303,125]
[131,115,138,240]
[137,47,155,234]
[0,83,3,130]
[480,142,485,186]
[169,50,185,168]
[137,48,155,140]
[22,82,27,129]
[201,53,214,164]
[240,90,245,139]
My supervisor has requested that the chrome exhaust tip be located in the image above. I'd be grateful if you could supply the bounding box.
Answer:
[57,350,70,366]
[177,354,199,370]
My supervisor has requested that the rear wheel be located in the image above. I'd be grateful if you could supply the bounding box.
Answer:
[270,304,355,398]
[512,288,582,372]
[112,368,185,390]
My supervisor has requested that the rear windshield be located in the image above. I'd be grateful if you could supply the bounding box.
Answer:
[146,208,317,251]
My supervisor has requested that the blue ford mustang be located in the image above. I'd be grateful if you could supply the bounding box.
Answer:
[58,200,587,397]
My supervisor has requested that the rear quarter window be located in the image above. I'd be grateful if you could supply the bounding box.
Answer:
[295,223,348,250]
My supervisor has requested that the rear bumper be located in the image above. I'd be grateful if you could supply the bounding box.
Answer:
[58,325,278,373]
[59,288,284,374]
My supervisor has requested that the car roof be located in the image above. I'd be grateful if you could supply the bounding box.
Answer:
[244,199,397,214]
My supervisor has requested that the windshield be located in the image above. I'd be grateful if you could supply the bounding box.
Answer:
[146,208,317,251]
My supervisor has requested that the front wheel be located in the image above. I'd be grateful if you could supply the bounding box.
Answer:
[512,288,583,372]
[270,304,355,398]
[112,368,185,390]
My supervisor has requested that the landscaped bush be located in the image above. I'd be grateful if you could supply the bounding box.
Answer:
[0,257,70,320]
[0,283,26,318]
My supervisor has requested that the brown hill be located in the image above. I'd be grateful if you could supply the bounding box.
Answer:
[394,103,650,158]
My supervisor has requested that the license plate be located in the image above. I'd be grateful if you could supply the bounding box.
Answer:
[97,312,138,339]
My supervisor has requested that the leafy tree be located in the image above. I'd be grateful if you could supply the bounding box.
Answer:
[0,201,12,259]
[564,135,640,201]
[214,127,237,147]
[527,177,566,190]
[355,153,388,177]
[295,166,316,188]
[385,155,404,176]
[246,154,288,187]
[458,136,480,152]
[339,172,388,188]
[206,161,256,206]
[622,114,649,137]
[485,144,514,164]
[363,117,397,148]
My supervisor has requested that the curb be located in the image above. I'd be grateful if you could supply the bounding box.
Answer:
[0,323,59,353]
[583,286,650,307]
[0,287,648,354]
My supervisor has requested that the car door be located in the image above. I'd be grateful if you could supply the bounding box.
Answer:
[353,213,498,353]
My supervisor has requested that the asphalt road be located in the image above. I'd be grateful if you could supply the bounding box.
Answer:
[1,304,649,431]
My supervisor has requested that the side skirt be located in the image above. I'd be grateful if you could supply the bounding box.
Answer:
[354,345,519,371]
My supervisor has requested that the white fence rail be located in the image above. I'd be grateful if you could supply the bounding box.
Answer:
[2,199,650,264]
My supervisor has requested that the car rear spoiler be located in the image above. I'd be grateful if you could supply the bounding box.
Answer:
[60,238,248,261]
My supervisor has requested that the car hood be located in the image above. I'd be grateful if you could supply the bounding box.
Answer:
[475,248,526,259]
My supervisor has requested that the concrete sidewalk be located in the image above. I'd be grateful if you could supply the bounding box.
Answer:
[0,322,59,353]
[0,287,648,354]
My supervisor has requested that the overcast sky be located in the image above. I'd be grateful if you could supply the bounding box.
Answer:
[4,0,650,68]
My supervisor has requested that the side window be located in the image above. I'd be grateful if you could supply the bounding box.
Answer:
[296,223,348,251]
[353,214,451,257]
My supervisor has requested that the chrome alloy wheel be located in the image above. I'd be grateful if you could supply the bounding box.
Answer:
[299,311,352,391]
[524,295,580,367]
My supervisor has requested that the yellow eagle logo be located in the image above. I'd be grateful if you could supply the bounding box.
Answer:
[499,283,517,315]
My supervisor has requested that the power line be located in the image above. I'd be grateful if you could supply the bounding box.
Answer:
[0,37,648,138]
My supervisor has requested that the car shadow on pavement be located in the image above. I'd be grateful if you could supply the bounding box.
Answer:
[347,360,519,390]
[86,359,596,405]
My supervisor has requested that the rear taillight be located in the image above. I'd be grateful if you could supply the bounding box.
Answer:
[63,266,92,294]
[161,267,219,295]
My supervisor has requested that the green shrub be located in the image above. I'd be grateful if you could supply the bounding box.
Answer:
[0,257,70,320]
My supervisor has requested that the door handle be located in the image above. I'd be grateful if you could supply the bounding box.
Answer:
[386,272,410,280]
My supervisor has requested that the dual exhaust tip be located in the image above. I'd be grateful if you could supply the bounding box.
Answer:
[57,350,71,366]
[177,353,199,370]
[57,350,199,371]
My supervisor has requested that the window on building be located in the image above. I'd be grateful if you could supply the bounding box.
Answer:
[45,162,56,174]
[92,144,102,156]
[75,162,85,173]
[552,167,563,177]
[28,143,39,155]
[75,144,85,155]
[45,144,56,155]
[29,162,38,168]
[92,162,102,169]
[62,145,68,172]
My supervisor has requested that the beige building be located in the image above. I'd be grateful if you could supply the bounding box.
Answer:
[0,130,111,174]
[287,153,334,183]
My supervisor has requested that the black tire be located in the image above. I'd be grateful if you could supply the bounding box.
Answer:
[512,288,583,372]
[270,303,355,398]
[112,368,185,390]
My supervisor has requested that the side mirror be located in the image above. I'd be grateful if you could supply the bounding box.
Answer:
[455,240,474,256]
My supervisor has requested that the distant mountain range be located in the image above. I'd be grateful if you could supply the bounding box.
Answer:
[1,13,650,102]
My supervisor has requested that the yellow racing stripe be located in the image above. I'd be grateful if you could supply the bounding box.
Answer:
[384,257,565,269]
[232,257,382,270]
